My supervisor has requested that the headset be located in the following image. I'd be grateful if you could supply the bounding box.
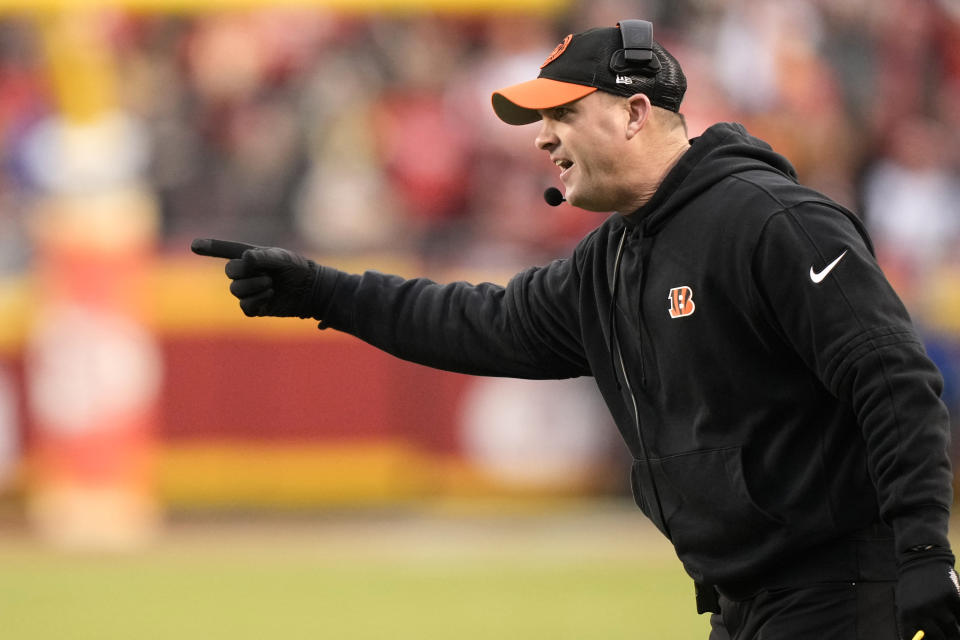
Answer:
[610,19,662,76]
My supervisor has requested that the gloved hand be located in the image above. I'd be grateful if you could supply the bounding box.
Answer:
[897,547,960,640]
[191,238,327,319]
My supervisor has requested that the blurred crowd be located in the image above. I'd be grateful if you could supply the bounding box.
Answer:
[0,0,959,414]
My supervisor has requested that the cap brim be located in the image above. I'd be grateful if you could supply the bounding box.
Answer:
[491,78,598,125]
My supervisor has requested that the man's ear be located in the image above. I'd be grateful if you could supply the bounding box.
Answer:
[625,93,651,138]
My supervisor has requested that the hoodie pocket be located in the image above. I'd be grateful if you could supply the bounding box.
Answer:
[631,447,784,556]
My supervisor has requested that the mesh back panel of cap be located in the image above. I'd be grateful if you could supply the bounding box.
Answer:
[648,42,686,111]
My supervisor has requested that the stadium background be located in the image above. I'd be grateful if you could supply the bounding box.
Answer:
[0,0,958,637]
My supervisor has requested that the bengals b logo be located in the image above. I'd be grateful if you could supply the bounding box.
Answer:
[541,34,572,68]
[668,286,696,319]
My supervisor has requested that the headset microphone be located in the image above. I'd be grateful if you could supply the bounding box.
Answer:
[543,187,566,206]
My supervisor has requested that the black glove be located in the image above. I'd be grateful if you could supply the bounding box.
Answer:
[191,238,327,319]
[897,547,960,640]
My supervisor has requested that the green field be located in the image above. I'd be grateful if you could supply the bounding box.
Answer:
[0,503,711,639]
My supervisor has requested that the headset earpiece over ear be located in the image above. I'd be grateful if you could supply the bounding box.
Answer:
[610,20,661,76]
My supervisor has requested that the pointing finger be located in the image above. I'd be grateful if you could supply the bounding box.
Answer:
[191,238,259,260]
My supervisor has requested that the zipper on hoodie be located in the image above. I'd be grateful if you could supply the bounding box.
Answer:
[608,226,650,388]
[609,225,670,540]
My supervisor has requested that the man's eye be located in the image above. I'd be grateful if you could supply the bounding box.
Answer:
[552,106,570,120]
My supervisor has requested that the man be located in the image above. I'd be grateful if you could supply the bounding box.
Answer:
[193,21,960,640]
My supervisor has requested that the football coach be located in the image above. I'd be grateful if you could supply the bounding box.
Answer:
[193,20,960,640]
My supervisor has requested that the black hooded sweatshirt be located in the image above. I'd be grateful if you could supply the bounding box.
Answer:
[316,123,952,591]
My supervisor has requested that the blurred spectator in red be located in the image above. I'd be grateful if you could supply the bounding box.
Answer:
[368,17,473,257]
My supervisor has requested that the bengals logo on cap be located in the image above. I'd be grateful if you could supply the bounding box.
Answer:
[541,34,572,68]
[668,286,695,318]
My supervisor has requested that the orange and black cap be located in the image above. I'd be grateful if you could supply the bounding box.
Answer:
[492,22,686,126]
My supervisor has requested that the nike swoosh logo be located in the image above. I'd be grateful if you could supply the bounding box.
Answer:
[809,250,848,284]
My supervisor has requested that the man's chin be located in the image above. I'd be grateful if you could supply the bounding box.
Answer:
[566,191,610,213]
[564,188,585,208]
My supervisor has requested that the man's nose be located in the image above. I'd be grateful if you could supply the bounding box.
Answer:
[535,120,558,151]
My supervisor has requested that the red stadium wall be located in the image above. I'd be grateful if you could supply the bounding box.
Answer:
[162,333,469,449]
[157,331,480,507]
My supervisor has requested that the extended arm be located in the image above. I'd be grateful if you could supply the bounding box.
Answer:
[192,238,590,380]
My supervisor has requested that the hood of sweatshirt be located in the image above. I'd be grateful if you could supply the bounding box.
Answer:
[624,122,799,233]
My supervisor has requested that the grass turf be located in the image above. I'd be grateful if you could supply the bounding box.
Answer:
[0,506,710,639]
